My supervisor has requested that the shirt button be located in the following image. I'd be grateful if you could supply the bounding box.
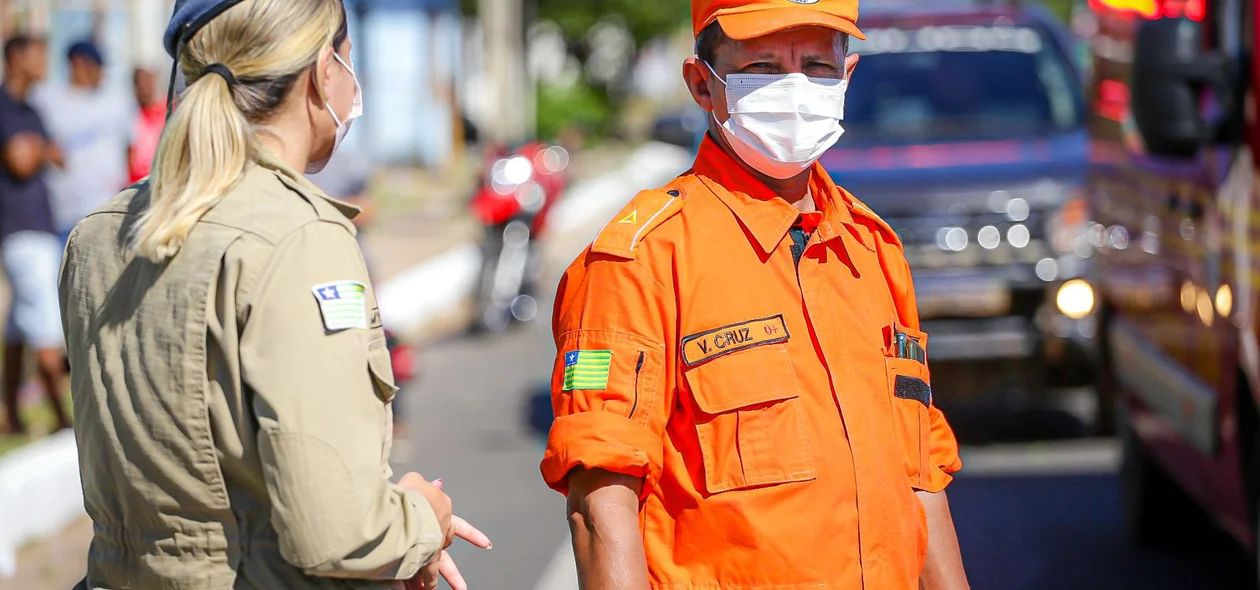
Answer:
[668,190,681,197]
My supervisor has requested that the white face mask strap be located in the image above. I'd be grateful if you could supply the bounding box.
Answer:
[704,61,727,87]
[327,99,344,128]
[324,50,353,128]
[333,52,355,76]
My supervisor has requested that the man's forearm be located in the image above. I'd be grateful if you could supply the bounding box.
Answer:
[567,468,650,590]
[916,490,970,590]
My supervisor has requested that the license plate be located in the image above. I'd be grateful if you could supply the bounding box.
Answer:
[913,272,1011,319]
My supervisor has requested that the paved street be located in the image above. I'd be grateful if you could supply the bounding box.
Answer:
[393,321,564,590]
[951,472,1251,590]
[20,267,1256,590]
[11,302,1256,589]
[390,201,1258,590]
[393,293,1257,590]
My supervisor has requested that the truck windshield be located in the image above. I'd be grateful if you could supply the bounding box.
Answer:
[843,24,1083,146]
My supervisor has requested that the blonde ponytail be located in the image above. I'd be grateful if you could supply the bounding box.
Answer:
[133,72,250,261]
[132,0,347,262]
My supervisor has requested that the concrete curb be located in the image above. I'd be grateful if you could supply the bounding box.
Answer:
[377,244,482,335]
[0,429,84,578]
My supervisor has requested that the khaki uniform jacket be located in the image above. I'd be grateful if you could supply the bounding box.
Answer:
[59,154,444,589]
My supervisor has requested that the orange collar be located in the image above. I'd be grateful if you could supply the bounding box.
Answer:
[690,135,870,254]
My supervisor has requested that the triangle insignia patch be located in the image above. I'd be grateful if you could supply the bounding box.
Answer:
[618,210,638,224]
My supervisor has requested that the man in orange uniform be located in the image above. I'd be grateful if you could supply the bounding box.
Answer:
[540,0,970,588]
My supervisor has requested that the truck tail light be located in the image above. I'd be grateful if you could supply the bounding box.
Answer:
[1090,0,1204,21]
[1161,0,1206,20]
[1089,0,1159,19]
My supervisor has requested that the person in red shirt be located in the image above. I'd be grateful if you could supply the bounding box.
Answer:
[127,67,166,184]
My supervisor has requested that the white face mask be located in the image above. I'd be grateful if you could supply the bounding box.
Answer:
[307,51,363,174]
[708,62,847,180]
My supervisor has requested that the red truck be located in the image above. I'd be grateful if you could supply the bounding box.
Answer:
[1086,0,1260,576]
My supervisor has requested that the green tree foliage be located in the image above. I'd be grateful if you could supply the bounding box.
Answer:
[535,0,689,48]
[462,0,689,141]
[1044,0,1079,23]
[532,0,690,141]
[469,0,1083,140]
[536,79,612,141]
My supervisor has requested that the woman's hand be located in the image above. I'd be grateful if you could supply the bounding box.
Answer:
[409,516,489,590]
[399,476,492,590]
[399,472,452,543]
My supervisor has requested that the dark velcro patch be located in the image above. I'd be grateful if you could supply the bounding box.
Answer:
[894,375,932,407]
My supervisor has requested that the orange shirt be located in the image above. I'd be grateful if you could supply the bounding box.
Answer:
[541,137,962,589]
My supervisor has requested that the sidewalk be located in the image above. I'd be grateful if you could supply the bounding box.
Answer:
[3,517,91,590]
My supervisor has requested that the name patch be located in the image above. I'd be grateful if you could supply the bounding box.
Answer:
[681,315,790,367]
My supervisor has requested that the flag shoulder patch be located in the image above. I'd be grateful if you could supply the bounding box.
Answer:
[562,350,613,391]
[312,280,369,331]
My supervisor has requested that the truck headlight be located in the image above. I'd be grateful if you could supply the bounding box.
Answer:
[1056,279,1096,319]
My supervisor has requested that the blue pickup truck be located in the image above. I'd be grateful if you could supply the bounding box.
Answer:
[645,2,1097,433]
[826,3,1097,426]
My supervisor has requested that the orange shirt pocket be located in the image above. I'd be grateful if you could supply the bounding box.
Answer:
[683,344,817,494]
[886,355,932,490]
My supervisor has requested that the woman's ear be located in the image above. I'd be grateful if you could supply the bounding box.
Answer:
[311,46,335,105]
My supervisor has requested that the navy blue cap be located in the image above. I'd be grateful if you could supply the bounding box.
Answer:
[163,0,249,58]
[67,40,103,65]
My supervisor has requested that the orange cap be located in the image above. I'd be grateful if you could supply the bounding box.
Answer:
[692,0,864,42]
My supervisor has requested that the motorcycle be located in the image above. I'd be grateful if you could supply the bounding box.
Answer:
[469,141,570,333]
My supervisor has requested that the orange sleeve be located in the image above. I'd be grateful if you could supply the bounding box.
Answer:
[880,235,963,492]
[540,251,675,499]
[922,405,963,492]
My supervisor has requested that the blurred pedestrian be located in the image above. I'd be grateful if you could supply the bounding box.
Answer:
[0,36,70,435]
[308,146,420,445]
[127,67,167,184]
[541,0,971,588]
[59,1,488,588]
[32,40,132,247]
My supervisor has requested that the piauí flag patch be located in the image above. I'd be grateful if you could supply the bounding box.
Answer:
[312,281,369,331]
[562,350,612,391]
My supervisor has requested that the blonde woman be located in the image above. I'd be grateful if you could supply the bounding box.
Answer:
[59,1,488,588]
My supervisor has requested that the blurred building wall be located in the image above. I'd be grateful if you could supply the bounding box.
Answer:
[1,0,482,169]
[473,0,530,144]
[353,1,463,166]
